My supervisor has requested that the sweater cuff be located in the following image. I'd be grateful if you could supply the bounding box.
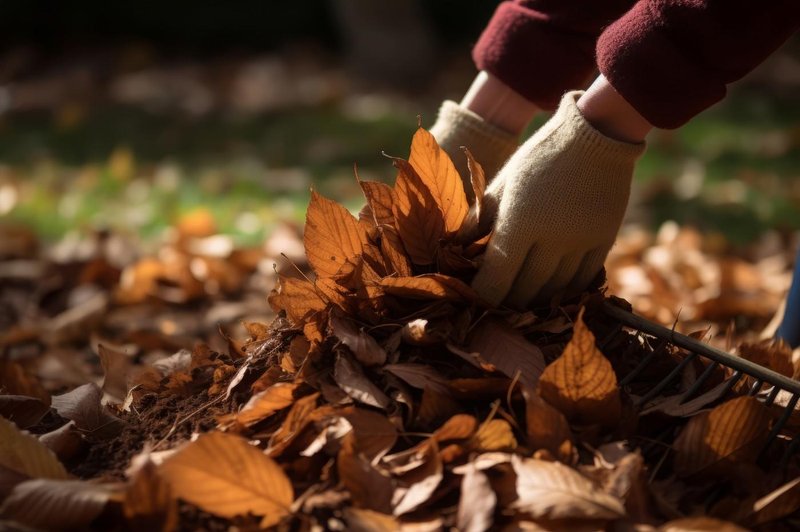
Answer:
[472,2,596,110]
[596,2,725,130]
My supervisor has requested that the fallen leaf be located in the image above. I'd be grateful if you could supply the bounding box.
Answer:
[0,417,68,480]
[743,475,800,527]
[124,458,177,532]
[160,431,293,527]
[380,274,477,301]
[343,407,398,461]
[456,464,496,532]
[738,341,794,379]
[0,479,115,530]
[0,361,50,404]
[384,363,449,394]
[408,127,468,234]
[0,395,50,429]
[468,317,546,389]
[223,382,298,428]
[331,314,387,366]
[268,276,327,325]
[39,421,85,462]
[525,392,573,461]
[97,343,133,402]
[304,189,368,277]
[433,414,478,443]
[344,507,400,532]
[473,418,517,452]
[391,157,445,265]
[359,180,396,228]
[673,396,771,478]
[463,147,486,213]
[393,440,443,515]
[51,383,125,441]
[267,392,320,456]
[338,436,394,513]
[538,309,621,427]
[334,353,391,410]
[380,227,413,277]
[512,455,626,520]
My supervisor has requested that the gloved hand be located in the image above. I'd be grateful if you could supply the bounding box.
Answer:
[471,91,646,308]
[429,100,519,200]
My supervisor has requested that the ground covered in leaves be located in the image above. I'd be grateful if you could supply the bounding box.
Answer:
[2,127,800,531]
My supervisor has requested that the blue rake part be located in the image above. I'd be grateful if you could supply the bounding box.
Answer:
[777,248,800,349]
[602,301,800,463]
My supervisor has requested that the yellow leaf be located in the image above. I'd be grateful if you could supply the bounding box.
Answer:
[304,190,368,278]
[538,309,621,427]
[473,418,517,451]
[0,417,68,480]
[673,396,771,478]
[160,432,293,526]
[223,382,298,428]
[408,127,468,234]
[433,414,478,443]
[392,158,445,265]
[379,274,477,302]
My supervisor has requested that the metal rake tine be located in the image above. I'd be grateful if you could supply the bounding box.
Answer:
[759,393,800,460]
[765,386,781,406]
[620,339,667,387]
[748,379,764,396]
[719,370,743,397]
[636,353,697,408]
[679,361,719,405]
[779,436,800,471]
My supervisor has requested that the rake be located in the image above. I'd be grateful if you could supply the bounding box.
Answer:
[600,300,800,468]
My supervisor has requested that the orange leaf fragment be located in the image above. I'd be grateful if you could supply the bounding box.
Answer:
[538,309,621,427]
[391,158,445,265]
[268,276,327,325]
[379,274,477,302]
[358,180,396,228]
[221,382,298,428]
[304,189,367,278]
[525,393,574,462]
[408,127,468,234]
[463,147,486,214]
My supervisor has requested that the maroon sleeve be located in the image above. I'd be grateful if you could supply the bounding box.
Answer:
[472,0,636,110]
[598,1,800,129]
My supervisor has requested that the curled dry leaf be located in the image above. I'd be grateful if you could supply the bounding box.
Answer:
[343,406,398,461]
[97,342,133,402]
[159,431,293,527]
[344,507,400,532]
[392,440,443,516]
[433,414,478,443]
[0,479,115,530]
[0,417,68,481]
[268,276,327,326]
[673,396,771,478]
[463,147,486,214]
[473,418,518,452]
[358,180,396,229]
[39,421,85,462]
[303,189,368,278]
[512,455,626,521]
[524,392,574,461]
[331,314,387,367]
[538,309,621,427]
[380,274,477,302]
[0,395,50,429]
[267,392,321,456]
[334,353,391,410]
[456,464,496,532]
[51,383,124,441]
[392,157,445,265]
[338,436,395,514]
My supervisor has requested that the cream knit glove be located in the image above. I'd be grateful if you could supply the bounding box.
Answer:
[429,100,519,200]
[472,91,646,308]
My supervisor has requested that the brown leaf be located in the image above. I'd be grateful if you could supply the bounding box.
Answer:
[738,341,794,379]
[97,343,133,402]
[673,396,771,478]
[268,276,327,325]
[0,417,68,481]
[408,127,468,234]
[303,189,368,277]
[160,431,293,527]
[456,464,496,532]
[123,458,177,532]
[380,227,413,277]
[384,363,449,394]
[343,407,398,461]
[338,436,394,513]
[0,361,50,404]
[51,383,125,441]
[468,317,546,389]
[39,421,86,463]
[433,414,478,443]
[463,147,486,213]
[416,386,462,429]
[380,274,477,302]
[0,395,50,429]
[331,314,387,366]
[267,392,320,456]
[391,157,445,265]
[525,392,574,461]
[473,418,518,452]
[744,475,800,527]
[538,309,621,427]
[223,382,298,428]
[0,479,115,529]
[343,507,400,532]
[359,180,396,228]
[658,517,747,531]
[512,455,626,520]
[334,353,391,409]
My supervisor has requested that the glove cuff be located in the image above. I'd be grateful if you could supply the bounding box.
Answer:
[554,91,646,163]
[429,100,519,189]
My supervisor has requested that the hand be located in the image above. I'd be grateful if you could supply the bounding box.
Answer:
[471,91,646,308]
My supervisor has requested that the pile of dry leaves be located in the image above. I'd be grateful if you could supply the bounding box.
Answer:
[2,127,800,531]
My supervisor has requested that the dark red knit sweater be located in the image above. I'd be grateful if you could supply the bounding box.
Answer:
[473,0,800,128]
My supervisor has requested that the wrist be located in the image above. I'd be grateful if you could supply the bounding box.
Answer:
[576,75,653,144]
[460,71,539,136]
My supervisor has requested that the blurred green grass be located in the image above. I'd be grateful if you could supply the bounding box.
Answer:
[1,88,798,246]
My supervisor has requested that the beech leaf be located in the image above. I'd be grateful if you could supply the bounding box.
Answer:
[0,479,114,529]
[123,459,177,532]
[391,158,445,265]
[224,382,298,428]
[304,189,368,277]
[456,464,496,532]
[358,180,396,228]
[334,353,391,410]
[468,317,546,389]
[51,383,125,441]
[538,309,621,427]
[0,417,68,481]
[331,314,387,366]
[380,274,477,301]
[159,431,293,526]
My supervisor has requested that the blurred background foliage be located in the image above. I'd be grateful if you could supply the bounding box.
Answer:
[0,0,798,247]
